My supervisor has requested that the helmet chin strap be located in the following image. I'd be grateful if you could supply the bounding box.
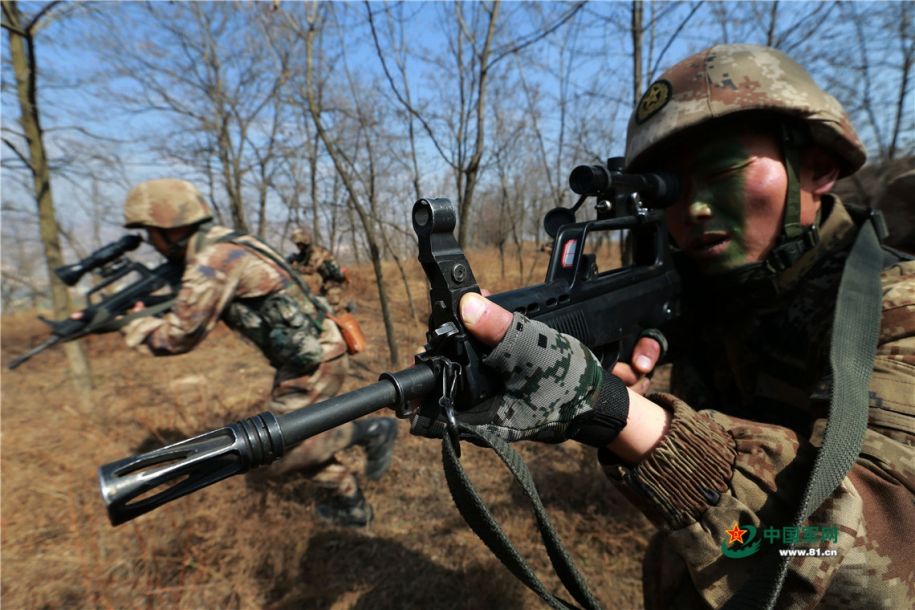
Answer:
[158,226,199,262]
[769,123,820,264]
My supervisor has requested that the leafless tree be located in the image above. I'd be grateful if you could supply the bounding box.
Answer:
[2,0,92,406]
[368,1,585,247]
[706,1,837,54]
[272,3,404,363]
[94,2,291,232]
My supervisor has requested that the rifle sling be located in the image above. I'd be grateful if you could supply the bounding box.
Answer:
[723,216,883,610]
[442,425,603,610]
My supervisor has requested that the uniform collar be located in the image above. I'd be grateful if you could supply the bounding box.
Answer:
[770,194,855,295]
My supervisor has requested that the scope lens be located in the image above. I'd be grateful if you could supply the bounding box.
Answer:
[55,263,86,286]
[569,165,611,195]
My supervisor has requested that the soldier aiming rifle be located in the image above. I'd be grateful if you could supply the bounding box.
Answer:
[99,45,913,609]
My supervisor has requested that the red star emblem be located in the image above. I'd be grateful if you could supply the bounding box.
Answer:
[725,523,748,545]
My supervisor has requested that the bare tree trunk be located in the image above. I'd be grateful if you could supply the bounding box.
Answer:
[632,0,643,107]
[498,240,506,278]
[3,0,92,410]
[255,158,269,238]
[304,7,399,364]
[379,223,418,321]
[310,131,320,240]
[456,0,499,248]
[623,0,644,263]
[367,1,584,252]
[218,121,249,231]
[888,4,913,161]
[766,1,779,47]
[347,202,361,264]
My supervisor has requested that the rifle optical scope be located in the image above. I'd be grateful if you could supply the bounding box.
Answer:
[56,234,143,286]
[569,158,680,208]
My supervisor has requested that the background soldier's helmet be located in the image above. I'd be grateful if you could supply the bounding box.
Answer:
[291,228,313,248]
[625,44,866,176]
[123,179,213,229]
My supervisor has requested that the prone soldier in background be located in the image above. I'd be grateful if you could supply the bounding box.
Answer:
[117,179,398,527]
[425,44,913,608]
[288,228,350,315]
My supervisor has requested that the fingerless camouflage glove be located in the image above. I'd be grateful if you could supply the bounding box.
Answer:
[411,313,629,447]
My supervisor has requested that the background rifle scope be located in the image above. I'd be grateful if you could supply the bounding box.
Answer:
[55,234,143,286]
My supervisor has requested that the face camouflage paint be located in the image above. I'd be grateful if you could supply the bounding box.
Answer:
[665,132,788,274]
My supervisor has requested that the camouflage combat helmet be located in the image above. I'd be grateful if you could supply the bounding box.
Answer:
[627,44,867,283]
[291,227,313,248]
[626,44,866,175]
[123,179,213,229]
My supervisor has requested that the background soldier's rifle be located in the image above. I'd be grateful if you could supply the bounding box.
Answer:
[98,156,681,525]
[8,235,183,370]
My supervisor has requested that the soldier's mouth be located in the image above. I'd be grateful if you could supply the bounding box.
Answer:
[686,232,732,258]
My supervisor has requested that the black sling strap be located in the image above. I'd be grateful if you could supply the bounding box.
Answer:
[723,214,884,610]
[442,425,603,610]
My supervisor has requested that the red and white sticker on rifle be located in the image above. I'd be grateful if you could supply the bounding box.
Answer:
[561,239,578,269]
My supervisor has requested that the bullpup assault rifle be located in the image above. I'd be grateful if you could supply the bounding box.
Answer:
[98,156,681,525]
[8,234,183,370]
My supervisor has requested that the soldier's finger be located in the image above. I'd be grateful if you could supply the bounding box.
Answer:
[632,337,661,374]
[460,292,512,347]
[612,362,639,386]
[631,377,652,396]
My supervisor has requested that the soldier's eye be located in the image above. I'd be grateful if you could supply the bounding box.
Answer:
[703,166,742,182]
[699,158,755,183]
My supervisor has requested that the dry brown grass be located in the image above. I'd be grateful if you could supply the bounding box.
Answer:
[1,244,653,610]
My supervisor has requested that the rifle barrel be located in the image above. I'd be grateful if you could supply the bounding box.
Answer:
[7,335,62,370]
[280,363,435,444]
[98,363,436,525]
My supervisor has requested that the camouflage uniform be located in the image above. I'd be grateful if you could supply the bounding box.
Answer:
[288,228,349,314]
[122,224,361,496]
[600,45,915,609]
[603,199,915,609]
[119,181,386,512]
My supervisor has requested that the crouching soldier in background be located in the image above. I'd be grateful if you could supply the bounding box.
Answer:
[117,179,398,527]
[288,227,350,315]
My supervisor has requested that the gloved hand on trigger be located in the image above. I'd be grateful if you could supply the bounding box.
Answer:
[410,293,629,447]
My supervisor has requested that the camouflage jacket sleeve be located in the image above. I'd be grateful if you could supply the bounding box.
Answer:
[122,237,287,355]
[603,261,915,609]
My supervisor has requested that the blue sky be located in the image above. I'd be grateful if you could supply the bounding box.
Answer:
[2,1,912,275]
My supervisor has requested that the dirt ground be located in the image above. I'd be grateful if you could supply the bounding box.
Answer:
[1,244,659,609]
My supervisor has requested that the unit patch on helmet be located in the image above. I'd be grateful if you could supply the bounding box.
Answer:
[636,80,672,124]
